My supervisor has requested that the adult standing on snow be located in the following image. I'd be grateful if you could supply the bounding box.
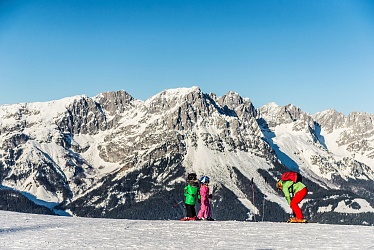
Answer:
[277,177,308,223]
[181,173,200,221]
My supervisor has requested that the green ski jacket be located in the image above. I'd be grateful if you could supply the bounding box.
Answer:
[184,184,200,205]
[281,180,306,204]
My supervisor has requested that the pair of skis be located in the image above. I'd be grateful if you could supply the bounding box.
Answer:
[287,218,308,223]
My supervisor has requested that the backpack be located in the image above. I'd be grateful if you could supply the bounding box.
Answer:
[281,171,302,183]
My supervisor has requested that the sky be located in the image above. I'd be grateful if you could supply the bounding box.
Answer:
[0,0,373,116]
[1,210,373,249]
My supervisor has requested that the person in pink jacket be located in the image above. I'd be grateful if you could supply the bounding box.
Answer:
[197,176,214,221]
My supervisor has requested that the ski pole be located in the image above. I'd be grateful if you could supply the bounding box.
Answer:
[262,177,268,222]
[251,178,256,222]
[173,200,184,207]
[262,194,266,222]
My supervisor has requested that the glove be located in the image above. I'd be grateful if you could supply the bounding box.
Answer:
[208,194,212,199]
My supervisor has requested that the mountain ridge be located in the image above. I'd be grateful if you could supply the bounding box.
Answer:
[1,86,373,225]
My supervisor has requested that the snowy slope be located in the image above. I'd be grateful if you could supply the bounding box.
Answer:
[0,210,373,250]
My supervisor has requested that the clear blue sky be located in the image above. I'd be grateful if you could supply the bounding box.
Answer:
[1,0,373,115]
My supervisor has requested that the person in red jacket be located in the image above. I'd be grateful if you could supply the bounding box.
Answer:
[197,176,214,221]
[277,179,308,223]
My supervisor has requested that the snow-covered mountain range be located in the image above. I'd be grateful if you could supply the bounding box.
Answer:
[1,86,373,225]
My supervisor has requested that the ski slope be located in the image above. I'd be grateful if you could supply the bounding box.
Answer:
[0,211,373,249]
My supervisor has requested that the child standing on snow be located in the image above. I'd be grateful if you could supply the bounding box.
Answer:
[197,176,214,221]
[181,173,200,221]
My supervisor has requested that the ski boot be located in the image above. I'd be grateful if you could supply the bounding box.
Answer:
[287,217,308,223]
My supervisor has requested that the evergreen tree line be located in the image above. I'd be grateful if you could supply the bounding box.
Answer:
[0,189,55,215]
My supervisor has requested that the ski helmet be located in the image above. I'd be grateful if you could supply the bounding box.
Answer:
[187,173,197,181]
[276,180,283,190]
[199,176,210,184]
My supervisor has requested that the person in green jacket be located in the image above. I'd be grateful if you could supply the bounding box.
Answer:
[277,179,308,223]
[181,173,200,221]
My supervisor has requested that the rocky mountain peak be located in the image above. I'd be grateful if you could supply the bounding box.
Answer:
[346,112,374,134]
[217,91,243,108]
[257,102,312,130]
[94,90,135,115]
[216,91,256,120]
[313,109,346,133]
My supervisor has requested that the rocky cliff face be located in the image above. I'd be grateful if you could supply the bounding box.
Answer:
[314,110,374,158]
[1,87,373,225]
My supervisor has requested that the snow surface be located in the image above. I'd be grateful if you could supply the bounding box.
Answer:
[0,211,373,250]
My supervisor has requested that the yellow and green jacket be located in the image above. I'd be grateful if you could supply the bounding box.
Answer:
[281,180,306,204]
